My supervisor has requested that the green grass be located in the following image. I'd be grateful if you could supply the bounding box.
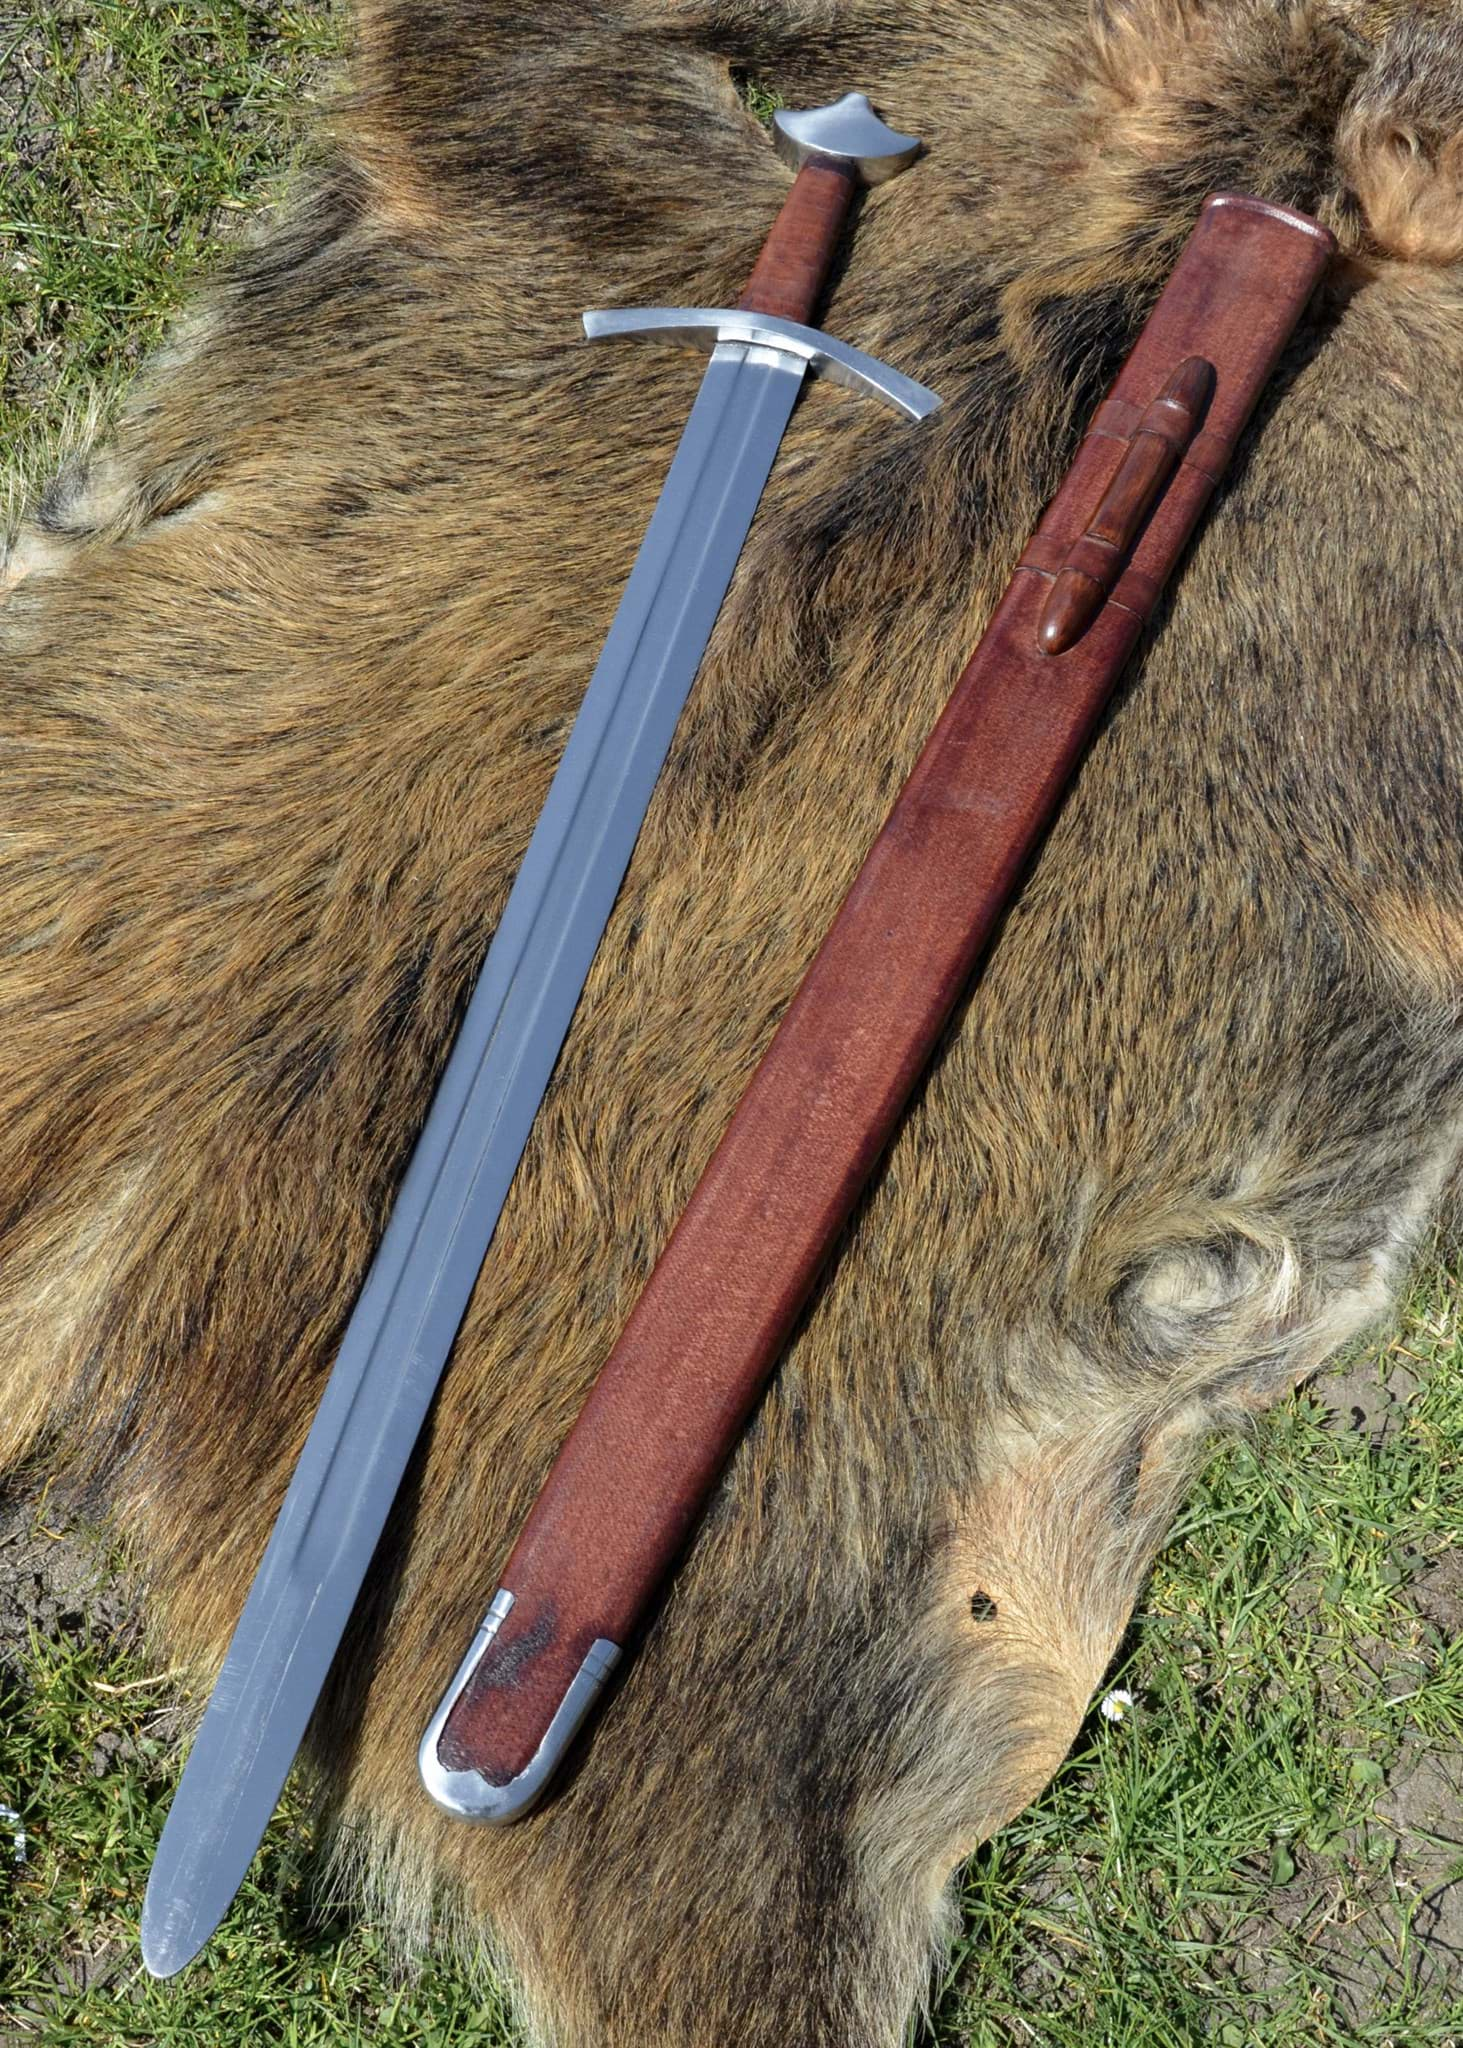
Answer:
[922,1264,1463,2047]
[1,0,342,507]
[0,1604,518,2044]
[3,9,1463,2045]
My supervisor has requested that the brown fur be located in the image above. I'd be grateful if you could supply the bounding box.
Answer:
[3,1,1462,2041]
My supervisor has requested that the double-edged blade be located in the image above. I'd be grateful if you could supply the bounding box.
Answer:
[140,338,805,1977]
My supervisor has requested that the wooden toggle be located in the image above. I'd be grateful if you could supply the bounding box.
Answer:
[1037,355,1216,655]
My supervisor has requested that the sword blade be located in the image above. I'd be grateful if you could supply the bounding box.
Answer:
[140,341,806,1977]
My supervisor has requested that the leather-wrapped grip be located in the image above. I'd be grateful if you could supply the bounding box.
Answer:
[428,192,1336,1811]
[736,157,859,325]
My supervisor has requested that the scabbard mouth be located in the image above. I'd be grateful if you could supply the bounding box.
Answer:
[418,1588,621,1823]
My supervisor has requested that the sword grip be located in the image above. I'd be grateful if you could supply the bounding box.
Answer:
[736,156,858,326]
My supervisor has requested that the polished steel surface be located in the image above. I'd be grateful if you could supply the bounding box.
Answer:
[141,340,806,1978]
[143,89,941,1973]
[773,91,919,183]
[582,307,940,420]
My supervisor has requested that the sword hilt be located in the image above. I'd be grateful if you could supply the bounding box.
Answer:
[580,93,936,424]
[739,92,919,326]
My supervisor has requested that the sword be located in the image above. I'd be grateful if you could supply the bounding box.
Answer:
[140,92,939,1977]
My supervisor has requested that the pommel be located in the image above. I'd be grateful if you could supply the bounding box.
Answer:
[773,92,920,186]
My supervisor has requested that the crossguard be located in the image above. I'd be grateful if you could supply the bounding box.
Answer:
[583,307,941,422]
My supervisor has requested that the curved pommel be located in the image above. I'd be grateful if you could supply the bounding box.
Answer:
[773,91,921,186]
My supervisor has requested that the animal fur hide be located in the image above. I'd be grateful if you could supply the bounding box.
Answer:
[3,1,1462,2040]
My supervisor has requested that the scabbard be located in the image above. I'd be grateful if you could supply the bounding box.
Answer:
[423,192,1335,1816]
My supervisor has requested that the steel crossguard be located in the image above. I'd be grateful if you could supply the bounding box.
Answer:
[583,93,940,424]
[583,307,940,420]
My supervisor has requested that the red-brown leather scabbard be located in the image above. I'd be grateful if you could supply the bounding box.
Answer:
[419,192,1336,1822]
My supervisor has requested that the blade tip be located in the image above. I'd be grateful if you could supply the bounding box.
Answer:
[139,1893,210,1979]
[139,1938,186,1980]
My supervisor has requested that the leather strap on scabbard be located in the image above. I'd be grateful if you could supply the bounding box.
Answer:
[420,192,1336,1822]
